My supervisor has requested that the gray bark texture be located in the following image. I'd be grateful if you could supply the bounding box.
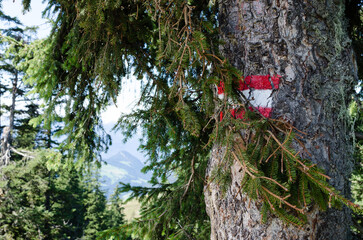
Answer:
[204,0,357,239]
[0,126,11,166]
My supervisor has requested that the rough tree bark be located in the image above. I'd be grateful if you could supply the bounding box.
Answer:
[204,0,357,239]
[0,126,11,166]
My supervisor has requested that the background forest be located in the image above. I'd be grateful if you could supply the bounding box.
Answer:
[0,0,363,240]
[0,4,129,240]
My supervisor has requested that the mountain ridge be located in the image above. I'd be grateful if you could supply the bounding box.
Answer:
[100,150,151,197]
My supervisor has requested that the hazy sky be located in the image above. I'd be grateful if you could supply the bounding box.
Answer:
[1,0,145,160]
[2,0,50,39]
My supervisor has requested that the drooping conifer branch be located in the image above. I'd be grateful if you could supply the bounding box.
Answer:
[214,116,360,225]
[18,0,362,237]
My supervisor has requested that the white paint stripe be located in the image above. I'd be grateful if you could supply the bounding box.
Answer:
[218,93,224,100]
[242,89,273,108]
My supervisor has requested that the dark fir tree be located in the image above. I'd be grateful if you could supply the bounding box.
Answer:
[104,185,126,229]
[13,0,363,239]
[0,149,128,239]
[81,169,109,240]
[82,171,133,239]
[0,150,81,239]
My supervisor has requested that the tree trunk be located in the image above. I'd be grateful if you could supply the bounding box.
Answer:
[204,0,357,239]
[1,71,18,166]
[9,70,18,146]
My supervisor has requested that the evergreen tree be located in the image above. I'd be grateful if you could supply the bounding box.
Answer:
[0,149,126,239]
[81,170,109,240]
[81,170,132,239]
[0,150,86,239]
[97,185,134,240]
[0,23,41,164]
[12,0,363,239]
[0,13,129,238]
[49,163,85,239]
[104,186,126,229]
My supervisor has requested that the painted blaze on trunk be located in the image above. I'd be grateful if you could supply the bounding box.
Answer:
[205,0,357,239]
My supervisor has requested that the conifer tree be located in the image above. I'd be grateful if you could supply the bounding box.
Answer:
[13,0,363,239]
[0,24,117,240]
[81,169,125,239]
[82,172,106,239]
[0,150,81,239]
[0,22,40,164]
[104,186,126,229]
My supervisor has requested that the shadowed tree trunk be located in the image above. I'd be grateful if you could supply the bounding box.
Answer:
[204,0,357,239]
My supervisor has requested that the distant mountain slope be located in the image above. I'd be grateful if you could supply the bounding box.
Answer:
[100,151,152,197]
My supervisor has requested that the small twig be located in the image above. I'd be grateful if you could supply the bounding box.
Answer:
[266,130,309,170]
[261,186,304,214]
[258,176,288,192]
[182,157,195,199]
[176,219,196,240]
[233,150,288,191]
[204,53,224,64]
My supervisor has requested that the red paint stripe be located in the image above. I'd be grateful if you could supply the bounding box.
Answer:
[217,75,278,120]
[219,107,272,121]
[239,75,281,91]
[256,107,272,118]
[218,75,281,94]
[218,81,225,94]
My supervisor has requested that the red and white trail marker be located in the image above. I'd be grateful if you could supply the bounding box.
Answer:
[218,75,281,119]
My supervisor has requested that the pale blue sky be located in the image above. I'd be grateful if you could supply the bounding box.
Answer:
[2,0,51,39]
